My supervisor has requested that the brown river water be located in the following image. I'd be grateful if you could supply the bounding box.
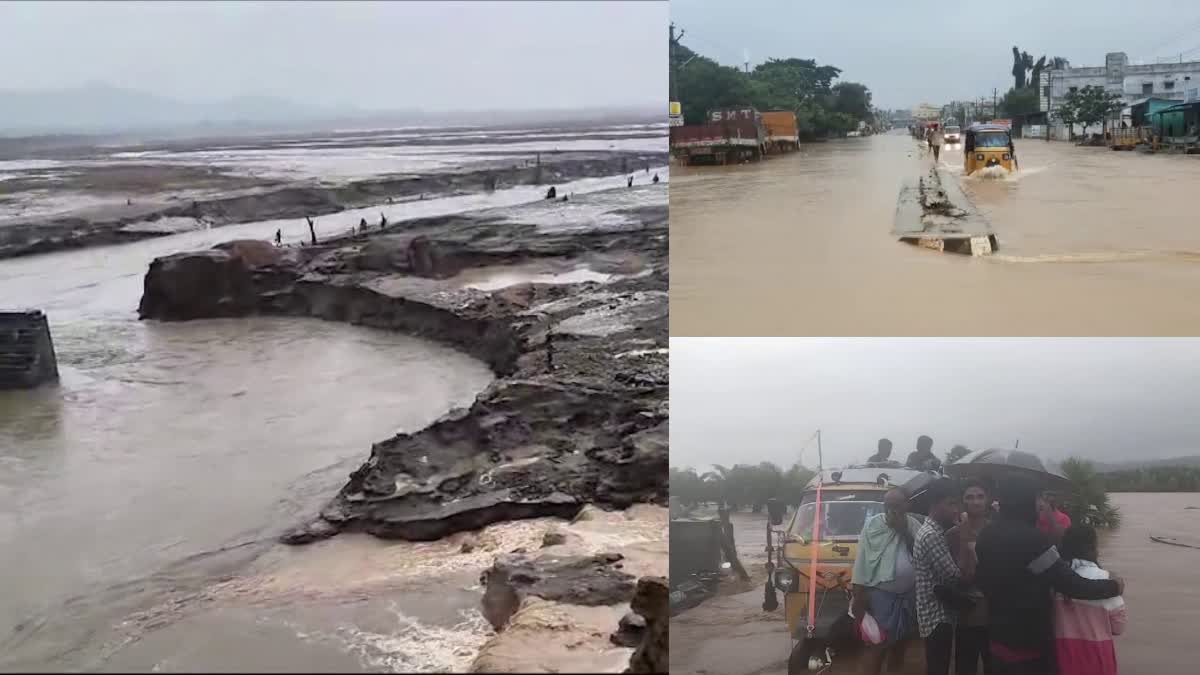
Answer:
[670,132,1200,336]
[670,493,1200,675]
[0,204,526,670]
[0,157,674,670]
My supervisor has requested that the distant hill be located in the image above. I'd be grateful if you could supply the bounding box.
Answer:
[0,84,662,139]
[1092,455,1200,473]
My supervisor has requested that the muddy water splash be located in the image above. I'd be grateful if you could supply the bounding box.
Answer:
[670,132,1200,336]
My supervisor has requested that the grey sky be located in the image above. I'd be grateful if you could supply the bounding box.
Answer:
[671,338,1200,472]
[670,0,1200,110]
[0,0,665,111]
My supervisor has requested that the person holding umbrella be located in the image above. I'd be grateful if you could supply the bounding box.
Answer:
[976,478,1124,675]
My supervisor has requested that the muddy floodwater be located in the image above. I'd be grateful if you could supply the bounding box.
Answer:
[670,493,1198,675]
[670,132,1200,336]
[0,124,666,671]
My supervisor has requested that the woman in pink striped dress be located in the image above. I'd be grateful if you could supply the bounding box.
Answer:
[1053,525,1127,675]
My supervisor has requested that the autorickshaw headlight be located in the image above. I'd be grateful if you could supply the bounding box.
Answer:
[976,153,985,161]
[774,567,799,592]
[1003,153,1010,160]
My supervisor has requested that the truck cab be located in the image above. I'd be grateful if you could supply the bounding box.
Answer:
[943,124,962,146]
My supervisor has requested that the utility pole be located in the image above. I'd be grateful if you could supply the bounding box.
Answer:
[993,88,999,117]
[669,23,684,105]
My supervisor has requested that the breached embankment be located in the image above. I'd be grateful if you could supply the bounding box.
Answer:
[893,167,998,256]
[136,185,668,671]
[0,150,665,261]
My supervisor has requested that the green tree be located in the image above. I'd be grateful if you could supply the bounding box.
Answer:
[750,57,841,106]
[1000,87,1040,118]
[1059,457,1122,529]
[1054,95,1082,140]
[671,36,872,141]
[1066,85,1124,134]
[830,82,873,120]
[675,49,757,125]
[670,466,705,507]
[1102,465,1200,491]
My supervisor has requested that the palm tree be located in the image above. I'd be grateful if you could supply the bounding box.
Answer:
[1059,457,1122,528]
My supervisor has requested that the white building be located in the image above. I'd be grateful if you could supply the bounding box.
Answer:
[911,103,940,120]
[1040,52,1200,138]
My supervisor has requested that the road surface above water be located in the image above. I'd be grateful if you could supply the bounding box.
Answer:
[0,148,665,670]
[670,132,1200,336]
[670,493,1197,675]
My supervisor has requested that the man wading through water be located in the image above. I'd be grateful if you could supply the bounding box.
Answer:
[976,478,1124,675]
[851,487,923,675]
[929,125,945,163]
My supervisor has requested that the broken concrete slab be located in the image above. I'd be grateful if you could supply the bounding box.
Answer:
[893,167,998,256]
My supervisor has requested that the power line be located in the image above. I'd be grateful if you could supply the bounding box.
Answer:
[1138,18,1200,54]
[1136,18,1200,62]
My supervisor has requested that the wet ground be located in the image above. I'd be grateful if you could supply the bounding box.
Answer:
[670,493,1198,675]
[670,131,1200,336]
[0,125,666,671]
[0,122,665,223]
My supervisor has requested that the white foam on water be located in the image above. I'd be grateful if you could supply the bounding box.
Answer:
[334,604,494,674]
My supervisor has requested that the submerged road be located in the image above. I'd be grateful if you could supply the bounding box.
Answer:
[670,131,1200,336]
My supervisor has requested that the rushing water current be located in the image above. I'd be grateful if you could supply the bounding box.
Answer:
[0,138,669,670]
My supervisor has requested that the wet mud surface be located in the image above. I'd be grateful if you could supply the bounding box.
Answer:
[1,122,665,260]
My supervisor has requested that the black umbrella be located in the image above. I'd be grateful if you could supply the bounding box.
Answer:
[944,448,1072,490]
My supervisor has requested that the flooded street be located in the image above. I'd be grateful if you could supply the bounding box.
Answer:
[670,132,1200,336]
[670,493,1199,675]
[0,131,663,669]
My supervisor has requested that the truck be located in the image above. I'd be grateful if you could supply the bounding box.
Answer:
[761,111,799,153]
[670,106,767,165]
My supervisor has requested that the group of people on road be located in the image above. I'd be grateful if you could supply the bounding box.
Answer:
[853,440,1127,675]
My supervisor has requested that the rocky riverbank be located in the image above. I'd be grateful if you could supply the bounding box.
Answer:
[1,150,665,260]
[137,184,668,671]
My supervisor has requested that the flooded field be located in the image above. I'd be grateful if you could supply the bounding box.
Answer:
[670,493,1199,675]
[0,123,665,671]
[670,132,1200,336]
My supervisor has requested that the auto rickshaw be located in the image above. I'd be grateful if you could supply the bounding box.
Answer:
[963,123,1018,175]
[762,466,937,673]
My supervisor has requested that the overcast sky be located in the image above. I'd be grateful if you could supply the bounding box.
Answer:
[0,0,665,111]
[671,338,1200,472]
[671,0,1200,110]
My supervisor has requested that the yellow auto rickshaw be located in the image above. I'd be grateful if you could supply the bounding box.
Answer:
[963,124,1018,175]
[762,466,937,673]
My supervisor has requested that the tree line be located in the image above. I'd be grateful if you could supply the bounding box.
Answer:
[671,447,1128,530]
[672,40,879,139]
[670,445,972,513]
[1100,465,1200,492]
